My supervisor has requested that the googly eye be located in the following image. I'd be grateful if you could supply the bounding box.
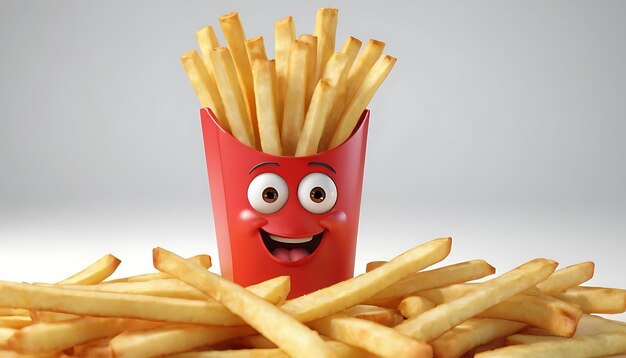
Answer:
[247,173,289,214]
[298,173,337,214]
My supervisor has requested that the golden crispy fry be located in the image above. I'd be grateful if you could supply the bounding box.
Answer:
[476,332,626,358]
[536,262,595,294]
[110,325,256,358]
[505,334,566,345]
[281,40,309,156]
[0,316,31,329]
[0,309,29,317]
[340,305,403,327]
[477,294,582,337]
[0,350,59,358]
[295,53,350,156]
[318,37,362,152]
[365,261,386,272]
[41,279,208,300]
[346,39,385,102]
[395,258,558,342]
[274,16,296,130]
[280,237,452,322]
[329,54,396,149]
[153,248,335,358]
[575,314,626,336]
[170,341,375,358]
[364,260,496,304]
[314,8,339,80]
[398,296,436,318]
[219,12,258,145]
[0,276,289,326]
[8,317,158,354]
[553,286,626,314]
[309,314,432,358]
[106,254,211,283]
[210,47,255,148]
[0,327,16,346]
[245,36,268,68]
[431,318,527,358]
[180,51,230,132]
[298,34,318,111]
[252,59,282,155]
[56,254,120,285]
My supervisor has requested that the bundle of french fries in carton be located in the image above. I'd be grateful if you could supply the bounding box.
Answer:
[1,8,625,358]
[183,9,395,297]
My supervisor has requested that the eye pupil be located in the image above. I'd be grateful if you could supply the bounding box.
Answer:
[310,187,326,203]
[263,188,278,203]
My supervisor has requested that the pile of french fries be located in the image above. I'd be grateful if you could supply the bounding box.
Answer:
[0,238,625,357]
[181,8,396,156]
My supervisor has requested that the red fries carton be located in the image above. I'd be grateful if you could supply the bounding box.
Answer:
[200,108,370,297]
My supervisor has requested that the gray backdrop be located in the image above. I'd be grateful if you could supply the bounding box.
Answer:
[1,1,624,318]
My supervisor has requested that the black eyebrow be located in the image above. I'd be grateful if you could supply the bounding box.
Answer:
[308,162,336,174]
[249,162,280,174]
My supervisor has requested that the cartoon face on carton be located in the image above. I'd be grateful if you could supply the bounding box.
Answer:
[201,108,369,297]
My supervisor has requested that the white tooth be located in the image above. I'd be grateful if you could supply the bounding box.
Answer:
[269,235,313,244]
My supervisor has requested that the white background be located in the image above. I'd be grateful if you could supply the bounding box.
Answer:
[1,1,624,322]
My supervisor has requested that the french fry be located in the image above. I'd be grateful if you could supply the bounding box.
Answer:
[110,325,256,358]
[318,36,362,152]
[314,8,339,80]
[40,279,208,300]
[180,51,230,133]
[309,314,432,358]
[0,316,31,329]
[245,36,268,67]
[281,40,309,155]
[395,258,558,342]
[553,286,626,314]
[0,350,58,358]
[252,59,282,155]
[298,34,318,111]
[346,39,385,101]
[340,305,404,327]
[194,27,228,130]
[196,26,221,63]
[295,53,349,156]
[476,332,626,358]
[398,296,436,318]
[219,12,258,146]
[106,254,211,283]
[0,327,16,346]
[431,318,527,358]
[7,318,159,354]
[365,261,386,272]
[210,47,255,148]
[328,54,396,149]
[477,294,582,337]
[0,309,29,317]
[280,237,452,322]
[56,254,120,285]
[505,334,566,345]
[274,16,296,130]
[169,341,375,358]
[536,261,595,294]
[153,248,336,358]
[364,259,496,304]
[575,314,626,336]
[0,276,289,326]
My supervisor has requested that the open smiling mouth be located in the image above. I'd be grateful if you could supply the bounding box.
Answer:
[260,229,324,262]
